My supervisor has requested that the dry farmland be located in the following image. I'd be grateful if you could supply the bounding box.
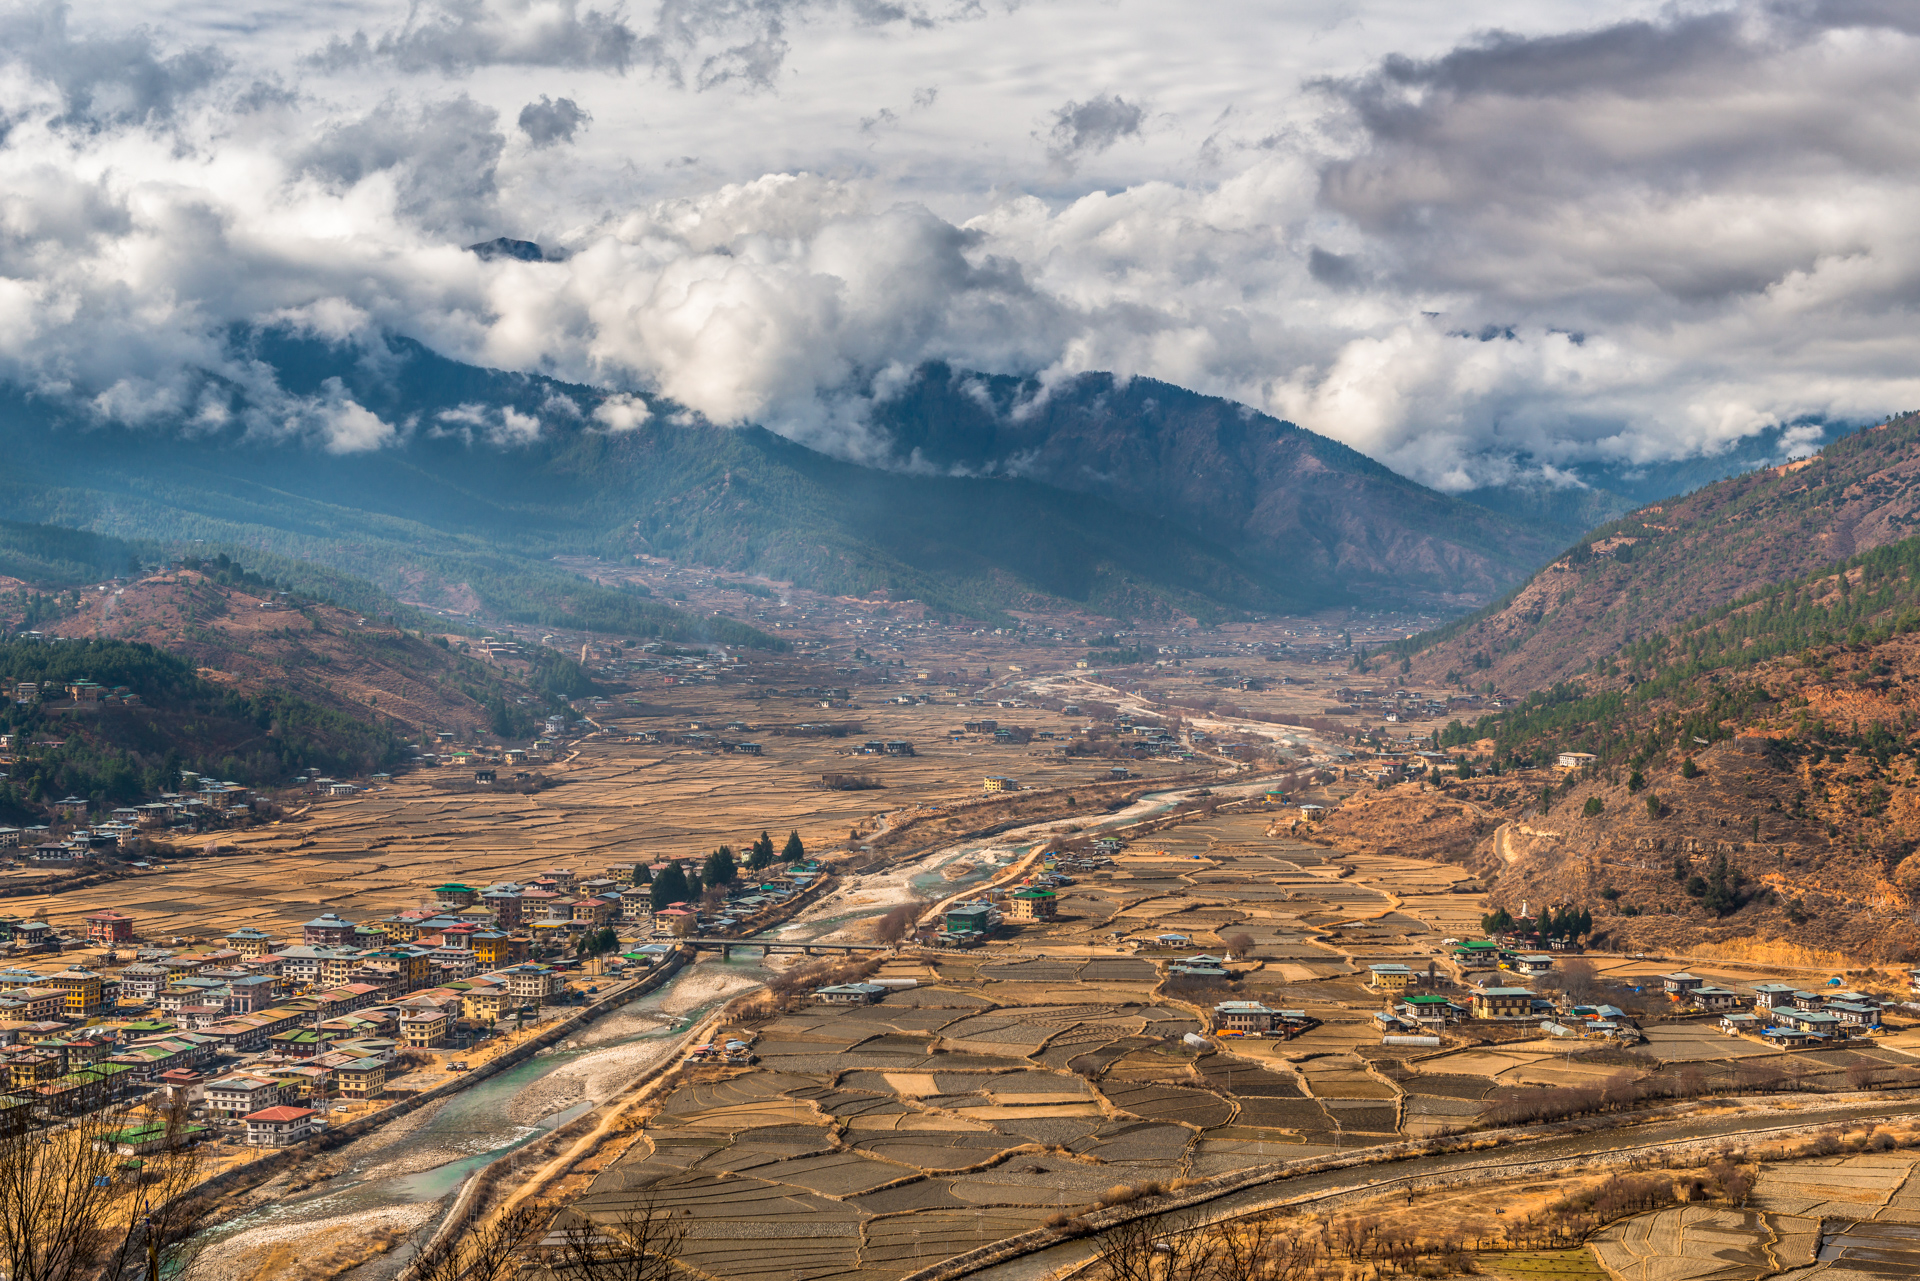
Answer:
[2,692,1211,941]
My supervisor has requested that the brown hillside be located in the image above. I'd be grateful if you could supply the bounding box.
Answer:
[40,572,519,734]
[1328,626,1920,964]
[1406,411,1920,691]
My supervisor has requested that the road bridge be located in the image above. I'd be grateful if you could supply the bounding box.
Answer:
[683,939,891,960]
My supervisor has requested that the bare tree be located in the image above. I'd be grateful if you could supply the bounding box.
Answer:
[1557,956,1598,1003]
[874,903,924,945]
[100,1094,211,1281]
[539,1193,687,1281]
[410,1203,548,1281]
[0,1106,133,1281]
[1199,1215,1281,1281]
[1221,933,1255,960]
[1090,1213,1158,1281]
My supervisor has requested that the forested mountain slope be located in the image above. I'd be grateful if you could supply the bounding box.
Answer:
[870,364,1559,605]
[1328,529,1920,963]
[0,334,1570,624]
[1393,412,1920,691]
[0,635,404,818]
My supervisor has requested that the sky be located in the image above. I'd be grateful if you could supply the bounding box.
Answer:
[3,0,1919,488]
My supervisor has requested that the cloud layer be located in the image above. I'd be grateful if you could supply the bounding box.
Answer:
[3,0,1920,486]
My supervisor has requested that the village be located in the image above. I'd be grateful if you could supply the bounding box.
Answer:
[7,612,1920,1281]
[0,849,848,1154]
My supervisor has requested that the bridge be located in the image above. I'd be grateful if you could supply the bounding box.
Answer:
[683,939,892,960]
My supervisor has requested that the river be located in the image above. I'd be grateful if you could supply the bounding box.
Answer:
[185,774,1271,1279]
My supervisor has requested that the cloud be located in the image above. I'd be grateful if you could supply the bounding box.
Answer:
[312,0,638,75]
[517,94,591,146]
[1043,93,1145,166]
[3,0,1920,494]
[312,0,981,92]
[301,96,505,235]
[593,391,651,430]
[0,0,227,127]
[318,382,399,453]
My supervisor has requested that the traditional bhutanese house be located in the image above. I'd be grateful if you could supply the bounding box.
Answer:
[1006,888,1057,922]
[1367,963,1413,991]
[1471,987,1534,1020]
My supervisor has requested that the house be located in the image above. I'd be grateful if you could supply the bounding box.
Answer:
[47,969,105,1017]
[205,1072,283,1117]
[1213,1001,1284,1033]
[1367,964,1414,992]
[1771,1007,1842,1036]
[1828,1001,1883,1029]
[1006,888,1057,922]
[333,1057,387,1099]
[1661,973,1705,996]
[1452,940,1501,969]
[303,914,357,947]
[399,1010,450,1048]
[813,983,887,1005]
[1556,752,1598,770]
[473,769,497,785]
[84,910,135,946]
[494,964,559,1005]
[981,776,1017,793]
[1751,983,1798,1009]
[108,1119,211,1157]
[1513,954,1555,977]
[1169,958,1230,978]
[1397,994,1462,1027]
[1686,986,1745,1012]
[1471,987,1535,1020]
[944,904,996,937]
[225,928,275,959]
[243,1105,319,1147]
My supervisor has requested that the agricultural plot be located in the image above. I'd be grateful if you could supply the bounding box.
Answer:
[1588,1151,1920,1280]
[9,688,1191,940]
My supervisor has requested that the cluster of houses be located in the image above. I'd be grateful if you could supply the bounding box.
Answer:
[9,679,144,708]
[1334,687,1495,721]
[0,863,712,1142]
[1676,974,1891,1045]
[0,772,257,862]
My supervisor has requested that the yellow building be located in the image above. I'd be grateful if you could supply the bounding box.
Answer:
[464,987,512,1024]
[48,969,105,1017]
[224,929,275,959]
[1006,889,1057,922]
[1366,964,1413,992]
[470,932,513,969]
[334,1057,388,1099]
[400,1010,449,1048]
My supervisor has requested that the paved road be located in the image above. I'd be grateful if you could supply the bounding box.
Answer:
[955,1094,1920,1281]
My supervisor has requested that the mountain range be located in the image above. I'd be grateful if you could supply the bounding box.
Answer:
[0,330,1565,626]
[0,324,1860,629]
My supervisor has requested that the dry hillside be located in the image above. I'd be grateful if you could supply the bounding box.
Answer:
[1326,624,1920,964]
[1403,411,1920,691]
[40,570,523,734]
